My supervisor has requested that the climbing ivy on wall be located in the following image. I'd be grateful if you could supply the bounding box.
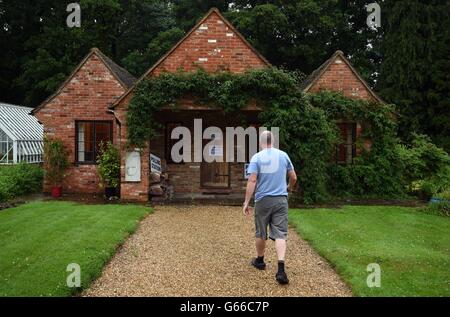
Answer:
[126,68,305,146]
[126,68,448,203]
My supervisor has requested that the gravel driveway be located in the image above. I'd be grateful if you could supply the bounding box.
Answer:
[84,205,351,297]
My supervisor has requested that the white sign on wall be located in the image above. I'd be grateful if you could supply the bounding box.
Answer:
[125,151,141,182]
[150,154,162,173]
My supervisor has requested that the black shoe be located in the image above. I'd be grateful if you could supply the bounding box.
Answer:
[251,258,266,270]
[275,272,289,285]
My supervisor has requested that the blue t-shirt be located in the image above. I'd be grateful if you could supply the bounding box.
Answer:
[247,148,294,202]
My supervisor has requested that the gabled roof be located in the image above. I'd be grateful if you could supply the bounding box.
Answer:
[110,7,271,109]
[300,50,383,103]
[95,49,136,88]
[32,48,136,114]
[0,102,43,141]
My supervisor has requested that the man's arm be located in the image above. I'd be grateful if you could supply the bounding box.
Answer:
[243,173,257,215]
[287,169,297,192]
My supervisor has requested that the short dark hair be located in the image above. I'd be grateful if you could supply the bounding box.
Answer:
[261,131,273,146]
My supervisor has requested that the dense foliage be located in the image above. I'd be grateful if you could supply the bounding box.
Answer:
[0,163,44,202]
[127,68,449,203]
[2,1,447,148]
[378,0,450,150]
[43,138,69,186]
[96,142,121,189]
[127,68,306,145]
[309,92,450,199]
[424,189,450,217]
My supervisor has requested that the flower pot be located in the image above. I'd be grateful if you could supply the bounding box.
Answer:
[51,186,62,198]
[105,187,117,199]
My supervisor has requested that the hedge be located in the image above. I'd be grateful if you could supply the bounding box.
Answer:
[0,163,44,202]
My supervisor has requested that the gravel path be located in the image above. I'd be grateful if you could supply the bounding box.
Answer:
[84,205,352,297]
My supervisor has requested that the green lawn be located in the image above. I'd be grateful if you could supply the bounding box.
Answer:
[289,206,450,297]
[0,201,151,296]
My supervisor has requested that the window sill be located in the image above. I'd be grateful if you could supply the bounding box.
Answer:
[75,162,97,166]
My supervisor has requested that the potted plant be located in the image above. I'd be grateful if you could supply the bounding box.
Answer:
[43,138,69,198]
[96,141,120,199]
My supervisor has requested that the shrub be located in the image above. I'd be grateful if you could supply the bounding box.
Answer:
[421,202,450,217]
[96,142,120,189]
[0,163,44,202]
[399,134,450,198]
[43,138,69,186]
[434,189,450,200]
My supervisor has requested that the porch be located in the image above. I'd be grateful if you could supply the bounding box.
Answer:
[148,107,260,201]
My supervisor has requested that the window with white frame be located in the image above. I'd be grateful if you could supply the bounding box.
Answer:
[0,129,13,164]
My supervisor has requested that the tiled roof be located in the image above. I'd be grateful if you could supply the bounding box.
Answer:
[95,49,136,89]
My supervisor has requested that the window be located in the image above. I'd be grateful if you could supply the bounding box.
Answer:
[165,123,183,164]
[336,122,356,164]
[0,129,13,164]
[76,121,112,163]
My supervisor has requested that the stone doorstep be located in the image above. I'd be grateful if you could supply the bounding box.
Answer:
[151,192,244,206]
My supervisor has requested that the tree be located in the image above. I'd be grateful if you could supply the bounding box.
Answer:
[5,0,174,107]
[227,0,381,82]
[378,0,450,149]
[172,0,231,31]
[122,27,184,76]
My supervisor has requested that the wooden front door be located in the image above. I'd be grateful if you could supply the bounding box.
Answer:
[201,132,230,188]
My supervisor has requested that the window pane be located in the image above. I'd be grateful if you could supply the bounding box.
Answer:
[84,152,94,162]
[95,122,111,156]
[336,123,356,164]
[95,123,111,142]
[77,122,94,162]
[77,121,112,163]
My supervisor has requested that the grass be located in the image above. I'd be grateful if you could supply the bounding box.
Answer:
[0,201,151,296]
[289,205,450,297]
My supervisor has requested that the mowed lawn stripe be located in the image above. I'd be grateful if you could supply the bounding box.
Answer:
[0,201,151,296]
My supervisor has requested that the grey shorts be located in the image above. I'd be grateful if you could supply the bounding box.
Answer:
[254,196,288,241]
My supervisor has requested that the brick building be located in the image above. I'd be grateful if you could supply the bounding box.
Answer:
[33,8,382,202]
[32,48,136,193]
[300,50,383,164]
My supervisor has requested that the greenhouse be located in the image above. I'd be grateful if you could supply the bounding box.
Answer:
[0,102,43,164]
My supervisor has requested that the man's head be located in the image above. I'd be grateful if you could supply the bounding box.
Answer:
[260,130,274,149]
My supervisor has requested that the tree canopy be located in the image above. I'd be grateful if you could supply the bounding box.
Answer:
[0,0,448,148]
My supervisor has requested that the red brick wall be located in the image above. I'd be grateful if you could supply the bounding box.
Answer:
[114,10,269,201]
[309,55,378,157]
[35,53,125,194]
[113,107,149,202]
[309,56,377,102]
[152,11,268,75]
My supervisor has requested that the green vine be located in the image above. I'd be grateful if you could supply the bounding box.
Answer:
[126,68,446,203]
[126,68,304,147]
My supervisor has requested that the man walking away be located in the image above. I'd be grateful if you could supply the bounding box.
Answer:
[243,131,297,285]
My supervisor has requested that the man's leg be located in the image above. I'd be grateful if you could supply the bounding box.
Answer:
[274,239,286,261]
[256,238,266,257]
[269,197,289,284]
[252,199,269,270]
